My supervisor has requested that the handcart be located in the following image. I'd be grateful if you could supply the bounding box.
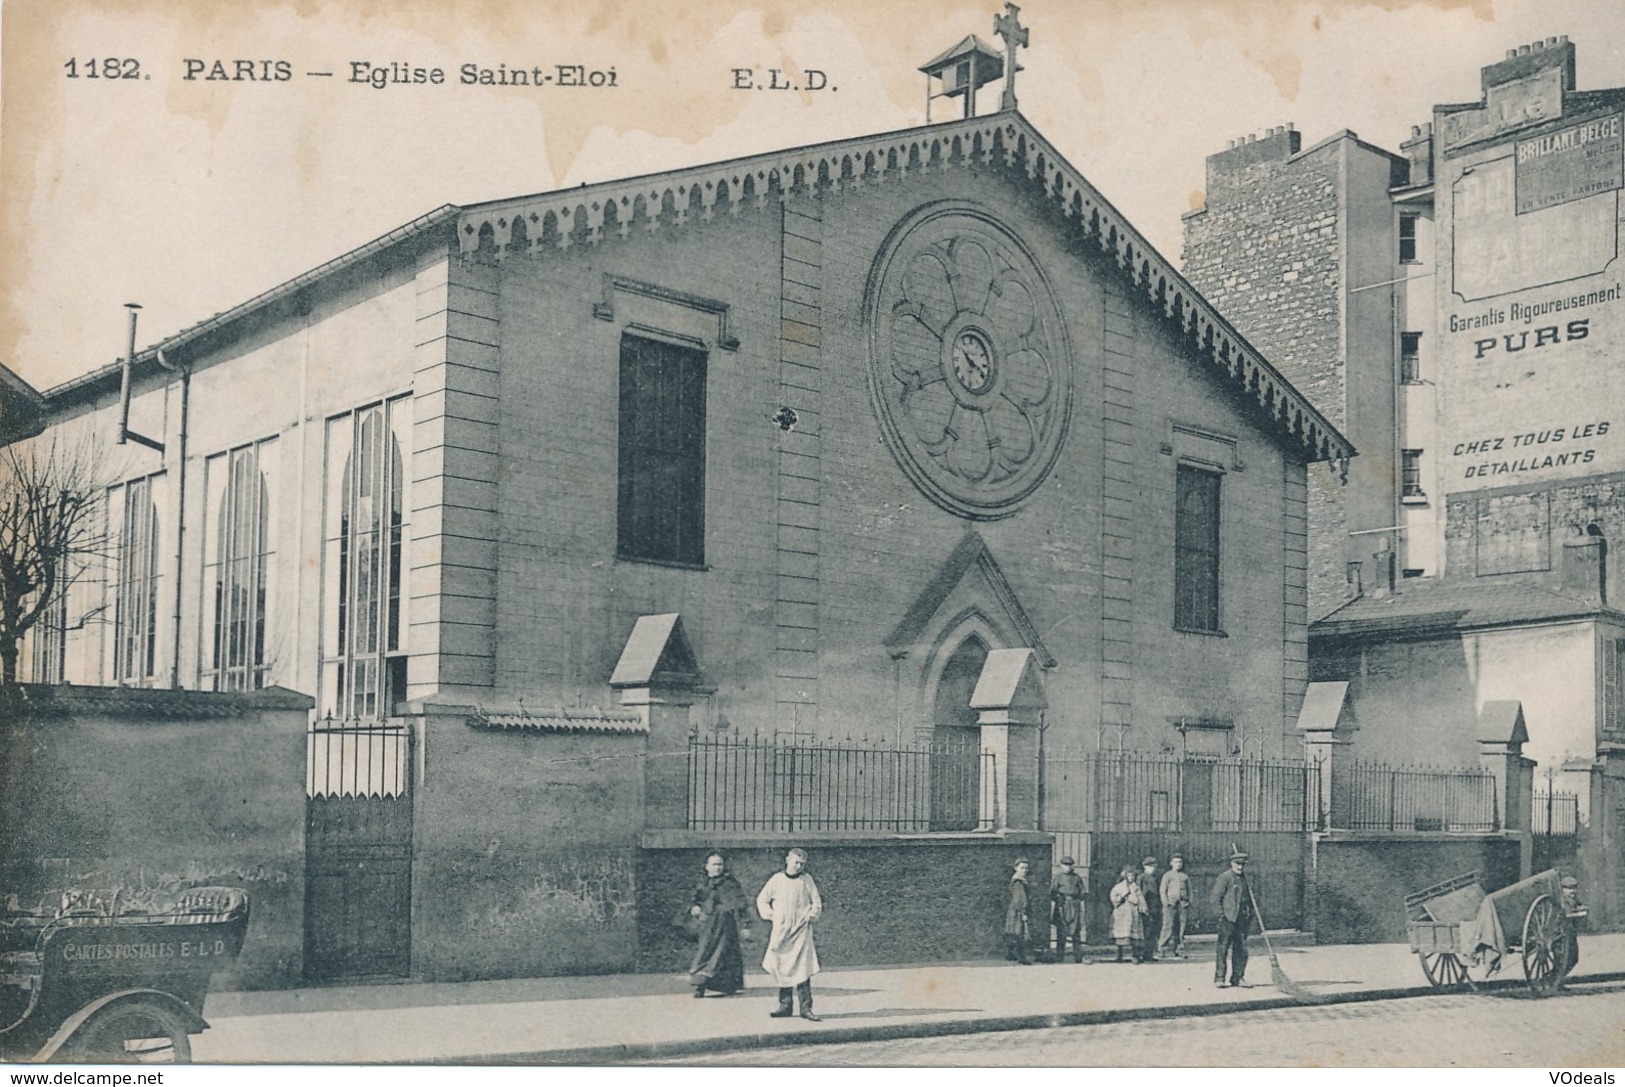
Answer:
[0,886,249,1063]
[1404,869,1574,996]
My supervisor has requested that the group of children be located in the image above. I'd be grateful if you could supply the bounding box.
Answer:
[1004,853,1193,965]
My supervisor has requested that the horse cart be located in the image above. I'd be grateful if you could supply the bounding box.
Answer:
[1405,869,1575,996]
[0,887,249,1063]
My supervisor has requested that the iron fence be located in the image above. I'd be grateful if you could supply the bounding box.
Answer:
[1342,761,1498,832]
[1043,750,1322,833]
[1532,790,1580,836]
[307,717,410,798]
[687,732,997,833]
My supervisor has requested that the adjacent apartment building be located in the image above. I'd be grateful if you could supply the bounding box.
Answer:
[1183,35,1625,928]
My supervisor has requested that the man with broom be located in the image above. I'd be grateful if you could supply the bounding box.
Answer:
[1209,848,1254,988]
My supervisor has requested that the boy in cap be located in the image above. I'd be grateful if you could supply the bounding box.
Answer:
[1135,856,1162,962]
[1208,849,1254,988]
[1158,853,1192,958]
[1049,856,1088,964]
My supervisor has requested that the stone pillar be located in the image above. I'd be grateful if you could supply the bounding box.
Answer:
[1296,681,1353,830]
[616,685,698,831]
[970,649,1046,831]
[609,613,705,832]
[1478,700,1534,879]
[400,696,477,980]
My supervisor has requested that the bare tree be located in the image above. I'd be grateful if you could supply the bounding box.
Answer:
[0,435,109,686]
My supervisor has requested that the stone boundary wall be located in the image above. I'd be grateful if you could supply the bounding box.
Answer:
[1308,830,1523,944]
[636,831,1052,974]
[0,684,313,989]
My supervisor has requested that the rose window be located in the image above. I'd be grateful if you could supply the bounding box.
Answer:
[867,208,1072,517]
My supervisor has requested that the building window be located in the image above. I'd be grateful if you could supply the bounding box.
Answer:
[29,590,67,684]
[111,474,162,684]
[1398,214,1419,264]
[322,398,410,719]
[1400,332,1422,384]
[618,334,707,566]
[202,439,275,691]
[1174,465,1221,632]
[1402,449,1425,499]
[1603,637,1625,736]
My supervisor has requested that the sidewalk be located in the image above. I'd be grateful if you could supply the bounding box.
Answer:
[193,933,1625,1064]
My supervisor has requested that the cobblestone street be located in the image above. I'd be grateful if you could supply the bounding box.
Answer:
[669,981,1625,1067]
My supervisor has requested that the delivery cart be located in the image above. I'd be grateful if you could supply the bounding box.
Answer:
[0,886,249,1063]
[1404,869,1573,996]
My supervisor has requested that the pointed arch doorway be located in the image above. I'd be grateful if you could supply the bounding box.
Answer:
[928,633,989,831]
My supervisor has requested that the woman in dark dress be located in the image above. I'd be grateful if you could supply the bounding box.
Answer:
[688,852,751,997]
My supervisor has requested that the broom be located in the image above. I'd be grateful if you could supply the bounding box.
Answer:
[1245,880,1324,1003]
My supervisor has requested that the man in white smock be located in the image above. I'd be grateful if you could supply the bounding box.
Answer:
[756,847,823,1021]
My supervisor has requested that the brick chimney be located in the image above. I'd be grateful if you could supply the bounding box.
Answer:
[1400,123,1433,186]
[1206,124,1301,191]
[1561,525,1607,606]
[1481,35,1575,96]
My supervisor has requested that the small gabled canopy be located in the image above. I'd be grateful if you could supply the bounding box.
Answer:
[1296,681,1354,737]
[609,613,703,690]
[969,648,1045,713]
[919,35,1006,82]
[1477,700,1529,750]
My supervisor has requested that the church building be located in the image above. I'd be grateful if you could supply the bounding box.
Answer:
[9,13,1352,979]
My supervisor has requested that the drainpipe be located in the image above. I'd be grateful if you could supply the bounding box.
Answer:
[158,349,189,689]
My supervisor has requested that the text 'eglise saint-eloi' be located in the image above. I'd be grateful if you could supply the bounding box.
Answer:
[347,61,618,89]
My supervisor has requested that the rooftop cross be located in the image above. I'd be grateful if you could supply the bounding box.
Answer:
[993,2,1028,111]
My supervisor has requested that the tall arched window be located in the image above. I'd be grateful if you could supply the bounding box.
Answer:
[322,397,410,719]
[203,439,275,691]
[111,473,163,684]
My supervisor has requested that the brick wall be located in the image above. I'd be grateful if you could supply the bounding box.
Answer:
[1445,477,1625,595]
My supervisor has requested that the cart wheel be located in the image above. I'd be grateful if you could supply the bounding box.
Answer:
[1420,951,1472,991]
[66,1001,192,1063]
[1521,894,1571,997]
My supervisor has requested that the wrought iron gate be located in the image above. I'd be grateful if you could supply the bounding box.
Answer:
[305,720,413,981]
[1043,751,1319,936]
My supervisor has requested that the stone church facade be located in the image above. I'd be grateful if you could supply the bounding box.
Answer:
[25,111,1349,760]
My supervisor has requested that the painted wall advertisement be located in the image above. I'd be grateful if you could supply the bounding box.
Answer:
[1515,112,1623,213]
[1444,111,1625,493]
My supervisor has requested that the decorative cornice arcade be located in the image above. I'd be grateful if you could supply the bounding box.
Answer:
[458,113,1353,469]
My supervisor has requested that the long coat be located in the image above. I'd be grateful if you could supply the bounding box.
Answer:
[1209,868,1254,926]
[1050,871,1086,937]
[688,873,749,994]
[1109,877,1144,940]
[1004,875,1032,938]
[756,870,822,986]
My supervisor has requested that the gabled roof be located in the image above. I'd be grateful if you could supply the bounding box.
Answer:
[919,35,1005,74]
[885,529,1055,667]
[1311,579,1621,641]
[44,112,1352,467]
[457,111,1352,466]
[0,362,46,445]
